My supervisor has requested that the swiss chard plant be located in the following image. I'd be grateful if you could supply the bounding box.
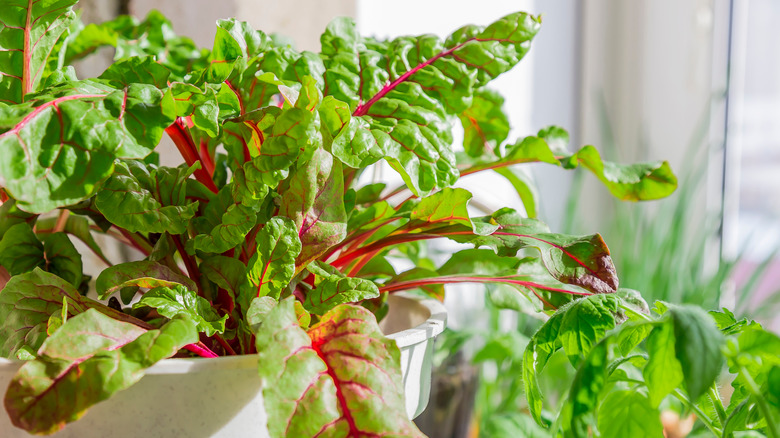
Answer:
[0,3,679,436]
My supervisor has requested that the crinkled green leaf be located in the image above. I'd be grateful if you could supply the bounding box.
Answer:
[320,13,540,196]
[523,294,618,425]
[95,161,198,234]
[98,56,171,88]
[244,217,301,307]
[133,285,228,336]
[187,203,257,254]
[304,261,379,315]
[279,148,347,267]
[5,309,197,434]
[169,82,220,136]
[254,298,422,438]
[0,268,144,357]
[39,232,82,287]
[0,0,78,104]
[458,89,510,157]
[63,11,206,80]
[95,260,197,300]
[0,80,176,213]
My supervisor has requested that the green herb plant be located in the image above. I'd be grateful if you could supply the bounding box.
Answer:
[0,3,678,436]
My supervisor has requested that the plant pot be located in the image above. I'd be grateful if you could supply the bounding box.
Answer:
[0,293,446,437]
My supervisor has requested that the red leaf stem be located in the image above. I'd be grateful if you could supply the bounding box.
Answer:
[116,227,152,256]
[378,275,593,296]
[214,333,237,356]
[184,342,219,358]
[353,42,466,117]
[165,118,218,194]
[171,234,202,291]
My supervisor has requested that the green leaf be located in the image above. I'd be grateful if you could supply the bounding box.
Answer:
[643,320,684,407]
[187,203,257,254]
[244,217,301,306]
[0,223,44,276]
[279,148,347,266]
[668,305,725,400]
[566,338,611,436]
[597,390,663,438]
[95,161,198,234]
[133,285,228,336]
[0,0,78,104]
[36,214,110,265]
[0,198,36,238]
[39,232,82,287]
[0,80,176,213]
[4,309,197,434]
[0,223,82,286]
[200,255,248,302]
[0,269,146,358]
[303,262,380,315]
[494,166,539,218]
[557,294,618,366]
[523,294,617,424]
[321,13,540,196]
[98,56,171,88]
[254,298,421,437]
[513,233,618,295]
[458,89,510,157]
[95,260,197,300]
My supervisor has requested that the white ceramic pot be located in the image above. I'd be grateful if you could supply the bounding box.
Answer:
[0,293,446,437]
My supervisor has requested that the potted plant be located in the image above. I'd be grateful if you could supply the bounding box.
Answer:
[0,3,678,437]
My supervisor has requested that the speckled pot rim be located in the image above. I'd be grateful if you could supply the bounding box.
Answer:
[0,293,446,375]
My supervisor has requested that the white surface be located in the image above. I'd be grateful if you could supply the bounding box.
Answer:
[0,293,446,437]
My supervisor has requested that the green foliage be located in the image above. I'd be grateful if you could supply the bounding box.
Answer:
[0,3,684,436]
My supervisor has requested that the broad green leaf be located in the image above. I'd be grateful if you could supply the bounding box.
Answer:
[0,223,44,276]
[279,148,347,266]
[408,187,484,231]
[437,248,522,276]
[615,321,656,356]
[187,203,257,254]
[5,309,197,434]
[523,307,564,425]
[0,0,78,104]
[597,390,663,438]
[668,305,725,400]
[0,198,36,238]
[643,320,684,407]
[0,223,82,286]
[0,80,176,213]
[254,298,422,437]
[133,285,228,336]
[458,89,510,157]
[0,269,145,357]
[95,260,197,300]
[98,56,171,88]
[321,13,540,196]
[169,82,220,136]
[95,161,198,234]
[245,296,277,332]
[557,294,618,366]
[200,255,248,301]
[245,217,301,306]
[304,262,380,315]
